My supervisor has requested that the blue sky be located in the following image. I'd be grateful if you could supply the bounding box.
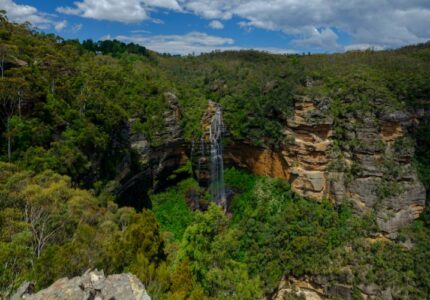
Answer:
[2,0,430,55]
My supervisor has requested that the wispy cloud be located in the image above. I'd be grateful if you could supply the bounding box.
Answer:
[209,20,224,30]
[115,31,295,55]
[54,20,67,32]
[71,23,83,33]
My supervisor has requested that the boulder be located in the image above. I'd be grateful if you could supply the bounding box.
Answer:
[14,270,151,300]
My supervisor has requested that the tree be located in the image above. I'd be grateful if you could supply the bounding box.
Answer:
[0,77,27,161]
[0,42,18,79]
[179,204,262,299]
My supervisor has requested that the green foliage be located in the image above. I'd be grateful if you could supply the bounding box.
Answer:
[1,14,430,300]
[224,169,374,289]
[0,163,168,296]
[0,17,173,186]
[159,51,302,144]
[179,204,262,299]
[151,178,197,240]
[414,119,430,192]
[81,39,148,57]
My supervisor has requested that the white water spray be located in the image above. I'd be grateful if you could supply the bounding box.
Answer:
[209,105,226,207]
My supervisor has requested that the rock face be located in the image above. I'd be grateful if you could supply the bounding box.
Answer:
[335,109,426,236]
[116,92,190,208]
[224,95,426,235]
[12,270,151,300]
[281,96,334,200]
[269,277,328,300]
[269,275,395,300]
[118,92,426,234]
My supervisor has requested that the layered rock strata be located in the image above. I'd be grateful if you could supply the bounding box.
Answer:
[119,91,426,234]
[224,96,425,235]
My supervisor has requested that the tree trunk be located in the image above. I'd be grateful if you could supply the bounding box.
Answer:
[0,55,4,79]
[18,90,21,117]
[51,79,55,95]
[6,117,11,161]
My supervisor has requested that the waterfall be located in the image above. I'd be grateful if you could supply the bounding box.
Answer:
[209,105,226,207]
[198,137,205,179]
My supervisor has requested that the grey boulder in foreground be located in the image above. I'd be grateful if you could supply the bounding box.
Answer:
[11,270,151,300]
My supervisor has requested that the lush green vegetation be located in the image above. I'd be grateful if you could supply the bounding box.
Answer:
[0,162,166,295]
[0,12,174,189]
[2,163,430,298]
[81,39,149,57]
[1,11,430,300]
[159,51,304,144]
[151,178,197,240]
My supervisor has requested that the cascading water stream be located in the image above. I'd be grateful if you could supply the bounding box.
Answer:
[209,105,226,207]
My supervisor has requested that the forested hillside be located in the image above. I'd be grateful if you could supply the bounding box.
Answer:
[1,11,430,299]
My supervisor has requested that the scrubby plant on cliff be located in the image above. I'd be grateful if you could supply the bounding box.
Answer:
[414,119,430,193]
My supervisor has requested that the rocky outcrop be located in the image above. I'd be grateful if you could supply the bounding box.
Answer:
[283,97,426,235]
[223,95,425,235]
[225,142,289,179]
[329,109,426,236]
[269,275,396,300]
[269,277,328,300]
[116,92,190,208]
[119,92,426,234]
[12,270,150,300]
[222,97,333,199]
[281,96,333,199]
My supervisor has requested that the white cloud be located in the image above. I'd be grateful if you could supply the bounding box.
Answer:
[100,34,112,41]
[345,44,385,52]
[53,0,430,50]
[132,29,151,34]
[116,31,233,54]
[3,0,430,52]
[57,0,149,23]
[54,20,67,32]
[115,31,295,55]
[152,18,164,24]
[1,0,44,23]
[144,0,181,10]
[57,0,181,23]
[292,27,340,50]
[181,0,233,19]
[209,20,224,30]
[179,0,430,49]
[1,0,67,31]
[72,23,83,33]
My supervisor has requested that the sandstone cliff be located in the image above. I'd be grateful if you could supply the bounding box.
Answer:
[118,91,426,235]
[269,274,394,300]
[222,95,426,236]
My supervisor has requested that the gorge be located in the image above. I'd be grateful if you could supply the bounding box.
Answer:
[1,13,430,300]
[121,92,426,237]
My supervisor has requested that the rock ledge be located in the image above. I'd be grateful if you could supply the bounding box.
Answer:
[12,270,151,300]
